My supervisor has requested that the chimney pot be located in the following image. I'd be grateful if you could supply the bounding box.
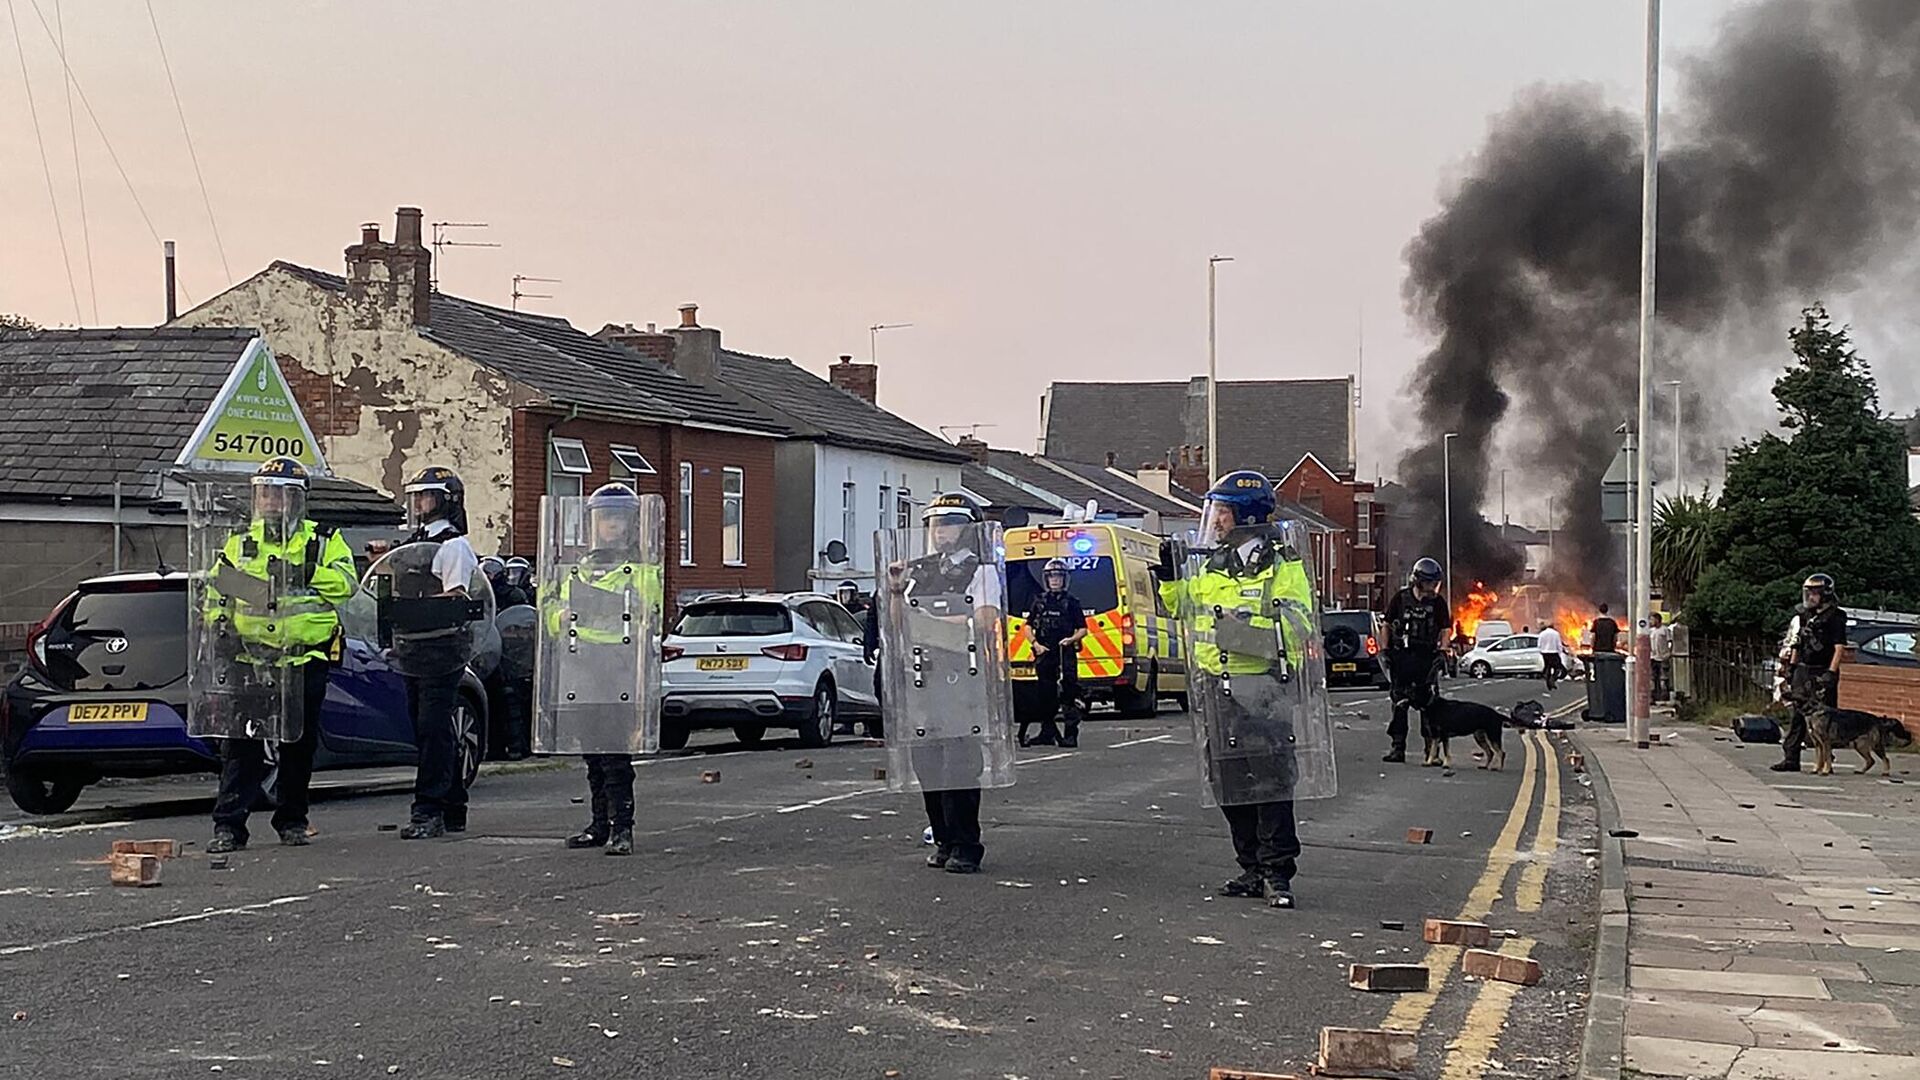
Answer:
[361,223,380,245]
[839,354,853,363]
[679,304,699,328]
[646,322,656,333]
[394,206,423,248]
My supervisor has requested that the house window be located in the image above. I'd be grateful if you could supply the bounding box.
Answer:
[678,462,694,566]
[842,482,858,553]
[879,485,891,536]
[896,489,913,530]
[1356,504,1372,547]
[609,444,656,483]
[549,438,592,544]
[722,467,745,566]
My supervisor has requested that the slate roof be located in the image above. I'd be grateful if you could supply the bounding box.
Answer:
[0,326,398,524]
[709,350,969,462]
[984,450,1152,517]
[1040,457,1199,519]
[960,464,1056,514]
[1043,377,1354,478]
[273,262,785,434]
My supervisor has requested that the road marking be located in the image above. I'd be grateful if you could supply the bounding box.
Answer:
[773,787,887,814]
[1383,727,1541,1034]
[1547,699,1584,719]
[1515,730,1561,913]
[0,895,312,957]
[1019,752,1076,765]
[1439,936,1539,1080]
[1109,734,1173,748]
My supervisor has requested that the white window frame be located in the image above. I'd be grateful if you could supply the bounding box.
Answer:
[722,467,745,567]
[1356,503,1372,547]
[550,437,591,476]
[895,488,913,531]
[879,484,891,535]
[609,444,656,481]
[841,481,858,555]
[679,462,694,566]
[548,438,591,545]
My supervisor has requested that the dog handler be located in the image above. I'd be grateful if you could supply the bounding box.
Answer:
[1772,573,1847,774]
[1382,558,1450,763]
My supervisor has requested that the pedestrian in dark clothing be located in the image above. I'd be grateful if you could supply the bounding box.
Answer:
[1382,558,1450,763]
[1773,574,1848,773]
[1589,604,1621,653]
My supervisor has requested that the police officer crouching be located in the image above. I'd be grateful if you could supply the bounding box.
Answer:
[1382,558,1450,764]
[1772,573,1848,774]
[1157,471,1325,909]
[1021,558,1088,748]
[206,458,357,853]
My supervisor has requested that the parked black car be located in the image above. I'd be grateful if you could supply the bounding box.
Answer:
[1323,609,1390,689]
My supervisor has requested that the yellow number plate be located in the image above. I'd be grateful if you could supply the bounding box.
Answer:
[696,657,749,671]
[68,702,149,723]
[1331,663,1358,673]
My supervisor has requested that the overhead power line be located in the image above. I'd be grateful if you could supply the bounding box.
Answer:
[145,0,230,286]
[8,0,82,323]
[54,0,96,322]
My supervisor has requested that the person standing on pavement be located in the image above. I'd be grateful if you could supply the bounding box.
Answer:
[1381,558,1450,763]
[1537,622,1567,692]
[1589,604,1621,653]
[206,458,357,854]
[394,466,481,840]
[1772,573,1849,774]
[1648,612,1673,701]
[1020,558,1089,748]
[1157,471,1316,909]
[549,483,662,857]
[1448,622,1472,677]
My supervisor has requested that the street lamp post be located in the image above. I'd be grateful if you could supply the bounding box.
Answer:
[1630,0,1663,752]
[1443,432,1459,613]
[1207,256,1234,483]
[1667,379,1683,496]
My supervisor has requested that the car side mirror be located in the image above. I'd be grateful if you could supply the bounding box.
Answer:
[824,539,849,565]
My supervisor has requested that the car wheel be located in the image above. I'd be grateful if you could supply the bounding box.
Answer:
[1115,664,1160,719]
[659,723,691,751]
[732,724,767,748]
[1173,693,1190,712]
[4,763,87,815]
[1470,661,1493,679]
[862,715,884,740]
[797,682,836,750]
[456,694,485,791]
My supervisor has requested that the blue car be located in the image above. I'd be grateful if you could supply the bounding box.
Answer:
[1,571,489,815]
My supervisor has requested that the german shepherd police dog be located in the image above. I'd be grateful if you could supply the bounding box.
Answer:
[1410,683,1508,771]
[1799,693,1914,777]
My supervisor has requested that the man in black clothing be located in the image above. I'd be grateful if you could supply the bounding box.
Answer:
[1589,604,1621,653]
[1382,557,1451,763]
[1773,573,1849,773]
[1021,558,1089,748]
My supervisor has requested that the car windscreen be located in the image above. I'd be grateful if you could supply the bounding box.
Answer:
[672,602,792,637]
[1322,611,1373,635]
[47,584,188,693]
[1007,556,1120,619]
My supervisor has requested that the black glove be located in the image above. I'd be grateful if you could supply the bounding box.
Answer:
[1154,538,1179,582]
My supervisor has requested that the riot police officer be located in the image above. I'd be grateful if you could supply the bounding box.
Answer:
[1021,557,1088,748]
[396,466,481,839]
[1773,573,1848,773]
[1156,471,1318,909]
[1382,558,1450,763]
[204,458,357,853]
[549,483,663,856]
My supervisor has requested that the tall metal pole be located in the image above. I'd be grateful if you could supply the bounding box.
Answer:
[1443,432,1458,614]
[1207,256,1232,482]
[1630,0,1661,750]
[1668,379,1683,495]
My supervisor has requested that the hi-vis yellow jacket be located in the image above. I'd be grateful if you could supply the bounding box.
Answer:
[1158,547,1312,676]
[544,558,664,645]
[207,520,355,665]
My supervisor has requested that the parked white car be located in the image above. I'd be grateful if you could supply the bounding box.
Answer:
[1462,633,1548,678]
[661,593,878,750]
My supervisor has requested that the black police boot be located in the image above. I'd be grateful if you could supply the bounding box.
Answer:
[444,814,467,835]
[926,845,953,869]
[1219,870,1262,898]
[604,828,634,857]
[1769,760,1801,773]
[1016,726,1031,748]
[945,855,981,874]
[207,827,245,855]
[1031,724,1060,747]
[1263,878,1296,909]
[400,817,446,841]
[566,824,609,849]
[277,826,310,847]
[1382,745,1407,763]
[1059,719,1080,749]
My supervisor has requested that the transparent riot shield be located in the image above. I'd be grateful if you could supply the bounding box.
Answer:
[344,541,496,678]
[875,522,1016,793]
[532,493,665,756]
[496,604,538,682]
[1171,519,1335,805]
[185,482,305,742]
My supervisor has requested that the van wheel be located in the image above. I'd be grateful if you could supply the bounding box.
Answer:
[4,764,87,815]
[1115,665,1160,719]
[659,724,691,752]
[798,683,836,750]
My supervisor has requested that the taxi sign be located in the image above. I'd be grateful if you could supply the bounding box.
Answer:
[175,336,329,474]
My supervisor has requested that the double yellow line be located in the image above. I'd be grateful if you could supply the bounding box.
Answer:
[1382,727,1565,1079]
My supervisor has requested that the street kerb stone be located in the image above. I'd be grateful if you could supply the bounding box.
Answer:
[1631,966,1831,1000]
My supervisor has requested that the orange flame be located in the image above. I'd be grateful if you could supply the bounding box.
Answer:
[1554,604,1588,650]
[1454,583,1499,639]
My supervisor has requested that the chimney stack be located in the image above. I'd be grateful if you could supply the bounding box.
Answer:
[956,435,992,465]
[829,354,878,404]
[1171,444,1210,495]
[344,208,432,327]
[666,302,721,384]
[598,319,679,369]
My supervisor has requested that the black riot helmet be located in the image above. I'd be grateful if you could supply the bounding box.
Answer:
[1042,557,1070,593]
[404,466,468,535]
[1802,572,1836,608]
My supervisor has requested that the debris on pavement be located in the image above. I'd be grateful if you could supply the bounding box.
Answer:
[1210,1068,1305,1079]
[110,838,179,859]
[1316,1026,1417,1076]
[1404,828,1433,845]
[701,771,721,784]
[108,852,162,887]
[1461,949,1542,986]
[794,758,814,769]
[1347,964,1430,993]
[1423,919,1491,947]
[1378,920,1405,931]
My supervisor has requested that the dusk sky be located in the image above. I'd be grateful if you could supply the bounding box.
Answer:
[2,2,1796,486]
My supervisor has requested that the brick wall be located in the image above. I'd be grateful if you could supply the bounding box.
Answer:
[1840,661,1920,735]
[1278,461,1369,610]
[508,409,776,608]
[280,358,363,437]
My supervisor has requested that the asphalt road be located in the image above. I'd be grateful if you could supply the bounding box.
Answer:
[0,677,1597,1080]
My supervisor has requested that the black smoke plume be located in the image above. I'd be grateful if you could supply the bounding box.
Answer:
[1397,0,1920,602]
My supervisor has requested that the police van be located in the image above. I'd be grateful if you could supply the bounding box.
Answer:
[1003,522,1186,718]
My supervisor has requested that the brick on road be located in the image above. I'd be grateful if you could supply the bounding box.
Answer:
[1461,948,1542,986]
[1347,963,1431,993]
[1423,918,1492,947]
[1314,1027,1418,1077]
[107,853,162,887]
[110,839,179,859]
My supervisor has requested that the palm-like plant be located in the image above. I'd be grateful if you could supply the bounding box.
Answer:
[1652,492,1722,605]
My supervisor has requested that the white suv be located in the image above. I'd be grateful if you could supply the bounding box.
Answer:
[660,593,878,750]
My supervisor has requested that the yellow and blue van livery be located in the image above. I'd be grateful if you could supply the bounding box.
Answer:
[1004,522,1186,718]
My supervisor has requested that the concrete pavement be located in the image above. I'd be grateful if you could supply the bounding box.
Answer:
[1578,719,1920,1079]
[1,678,1593,1079]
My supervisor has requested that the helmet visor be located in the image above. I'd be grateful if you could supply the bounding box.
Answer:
[589,505,637,553]
[252,477,306,531]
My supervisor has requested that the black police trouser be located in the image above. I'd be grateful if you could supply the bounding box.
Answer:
[1026,647,1081,740]
[1387,650,1441,749]
[583,754,636,832]
[923,788,984,864]
[212,660,330,842]
[1782,666,1840,766]
[409,668,468,825]
[1220,800,1299,886]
